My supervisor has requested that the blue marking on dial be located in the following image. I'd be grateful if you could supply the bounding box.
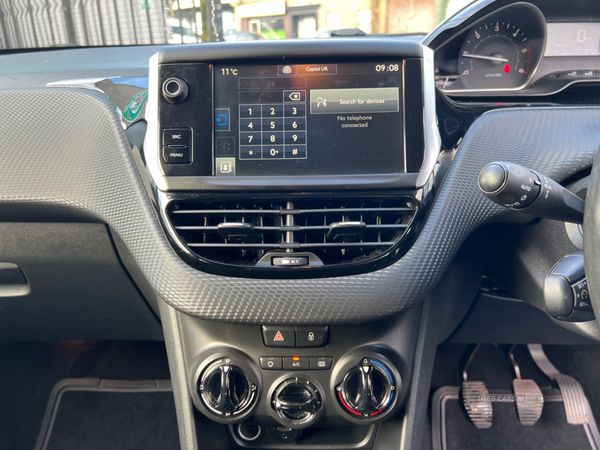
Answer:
[369,359,393,381]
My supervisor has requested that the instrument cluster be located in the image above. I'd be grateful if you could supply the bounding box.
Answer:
[433,1,600,96]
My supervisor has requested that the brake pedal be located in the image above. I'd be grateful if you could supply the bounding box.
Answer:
[462,344,493,429]
[528,344,589,425]
[509,345,544,426]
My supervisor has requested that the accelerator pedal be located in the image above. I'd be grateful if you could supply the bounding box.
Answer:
[528,344,589,425]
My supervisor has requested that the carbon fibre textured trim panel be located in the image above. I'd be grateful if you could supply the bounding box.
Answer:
[0,89,599,324]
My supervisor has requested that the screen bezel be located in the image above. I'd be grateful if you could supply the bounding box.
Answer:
[155,40,431,192]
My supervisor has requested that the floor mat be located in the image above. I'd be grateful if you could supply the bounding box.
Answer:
[0,340,172,450]
[432,387,595,450]
[35,378,179,450]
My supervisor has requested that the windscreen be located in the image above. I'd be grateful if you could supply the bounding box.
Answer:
[0,0,475,50]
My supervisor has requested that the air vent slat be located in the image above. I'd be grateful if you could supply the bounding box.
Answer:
[172,209,283,215]
[188,243,299,249]
[186,242,396,249]
[167,198,417,267]
[295,207,413,215]
[171,207,412,216]
[174,224,409,232]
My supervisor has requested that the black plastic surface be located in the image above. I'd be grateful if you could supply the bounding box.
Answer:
[449,291,598,344]
[0,223,162,342]
[154,106,600,322]
[544,273,576,318]
[125,121,148,151]
[158,39,424,65]
[178,310,419,428]
[228,423,375,449]
[159,64,213,176]
[155,40,427,186]
[478,164,506,193]
[479,161,586,223]
[1,87,599,323]
[544,252,594,322]
[162,77,189,104]
[162,193,426,280]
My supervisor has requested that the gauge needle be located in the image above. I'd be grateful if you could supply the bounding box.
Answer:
[462,53,509,63]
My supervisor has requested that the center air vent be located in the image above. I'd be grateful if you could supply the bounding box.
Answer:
[166,198,417,269]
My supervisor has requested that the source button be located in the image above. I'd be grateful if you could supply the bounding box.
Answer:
[163,128,191,146]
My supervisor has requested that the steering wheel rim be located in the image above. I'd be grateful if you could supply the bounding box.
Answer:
[583,152,600,338]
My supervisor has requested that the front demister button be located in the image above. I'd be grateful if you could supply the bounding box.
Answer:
[337,357,396,419]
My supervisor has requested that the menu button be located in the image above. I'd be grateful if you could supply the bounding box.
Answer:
[162,146,191,164]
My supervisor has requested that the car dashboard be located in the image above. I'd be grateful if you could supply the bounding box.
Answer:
[1,0,600,449]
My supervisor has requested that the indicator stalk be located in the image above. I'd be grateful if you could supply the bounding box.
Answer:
[478,161,585,224]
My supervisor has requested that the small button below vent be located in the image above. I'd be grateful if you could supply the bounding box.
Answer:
[166,198,417,268]
[272,257,309,267]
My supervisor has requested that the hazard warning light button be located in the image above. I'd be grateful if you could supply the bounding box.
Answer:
[262,326,295,348]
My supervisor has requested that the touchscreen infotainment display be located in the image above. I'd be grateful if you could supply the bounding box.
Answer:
[213,62,405,177]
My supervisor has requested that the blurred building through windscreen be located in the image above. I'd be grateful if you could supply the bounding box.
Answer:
[0,0,472,49]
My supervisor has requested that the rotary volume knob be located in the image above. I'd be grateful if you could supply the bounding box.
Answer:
[199,359,257,419]
[337,358,397,419]
[162,77,189,104]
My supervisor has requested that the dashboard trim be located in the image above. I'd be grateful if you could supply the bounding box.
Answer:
[418,46,441,188]
[0,89,598,323]
[146,52,167,191]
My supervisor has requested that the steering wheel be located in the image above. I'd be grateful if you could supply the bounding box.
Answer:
[583,158,600,339]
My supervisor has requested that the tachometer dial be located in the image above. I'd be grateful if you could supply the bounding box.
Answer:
[456,4,546,91]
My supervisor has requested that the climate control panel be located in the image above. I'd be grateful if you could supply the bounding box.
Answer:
[181,313,417,430]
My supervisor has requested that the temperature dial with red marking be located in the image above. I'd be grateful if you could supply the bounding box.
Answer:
[336,358,396,419]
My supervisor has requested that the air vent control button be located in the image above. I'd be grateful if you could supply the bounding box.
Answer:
[272,257,309,266]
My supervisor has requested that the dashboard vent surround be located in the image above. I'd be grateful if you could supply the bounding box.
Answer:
[167,198,417,268]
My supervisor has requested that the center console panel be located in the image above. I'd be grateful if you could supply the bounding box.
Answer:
[146,39,438,279]
[178,308,419,434]
[145,39,439,437]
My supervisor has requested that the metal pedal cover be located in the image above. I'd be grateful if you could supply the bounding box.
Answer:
[462,380,493,429]
[513,379,544,425]
[528,345,590,426]
[555,374,589,425]
[509,345,544,426]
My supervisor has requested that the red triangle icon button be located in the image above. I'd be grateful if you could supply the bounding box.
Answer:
[274,331,285,341]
